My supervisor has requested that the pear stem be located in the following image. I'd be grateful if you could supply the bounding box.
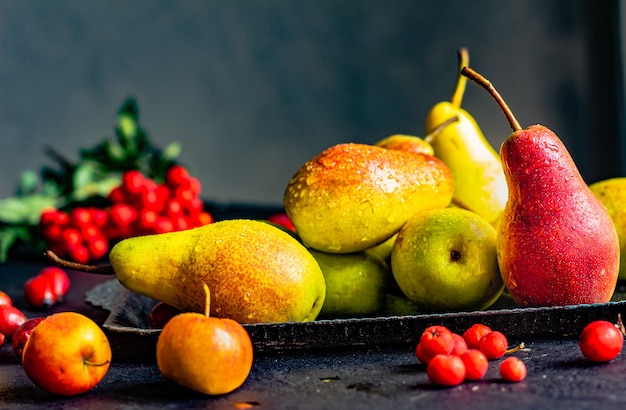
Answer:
[45,250,115,275]
[460,66,522,132]
[423,115,459,144]
[450,47,469,107]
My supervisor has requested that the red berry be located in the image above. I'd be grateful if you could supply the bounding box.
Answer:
[24,275,57,309]
[87,236,109,261]
[90,208,108,227]
[500,357,527,382]
[579,320,624,362]
[195,212,214,226]
[461,349,488,381]
[138,209,158,231]
[166,199,183,216]
[174,187,195,203]
[0,291,13,308]
[415,342,431,364]
[39,267,70,301]
[463,323,492,350]
[166,165,190,187]
[69,207,92,227]
[426,354,466,387]
[187,177,202,196]
[68,244,90,265]
[122,170,147,196]
[154,218,175,234]
[420,325,455,358]
[61,228,82,250]
[479,331,508,360]
[451,333,468,356]
[109,204,138,227]
[108,186,127,203]
[0,306,27,337]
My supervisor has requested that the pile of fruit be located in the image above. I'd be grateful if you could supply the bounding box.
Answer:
[3,46,626,398]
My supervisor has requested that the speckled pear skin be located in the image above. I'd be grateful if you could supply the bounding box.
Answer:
[108,219,326,324]
[284,143,454,253]
[497,125,619,307]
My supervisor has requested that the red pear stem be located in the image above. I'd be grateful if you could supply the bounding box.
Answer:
[45,250,115,275]
[460,66,522,132]
[450,47,469,107]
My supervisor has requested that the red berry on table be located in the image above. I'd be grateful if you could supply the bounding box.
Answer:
[0,306,27,338]
[69,207,92,227]
[499,357,527,382]
[478,331,508,360]
[415,342,431,364]
[579,320,624,362]
[426,354,466,387]
[461,349,488,381]
[463,323,492,349]
[24,275,57,309]
[451,333,468,356]
[420,325,455,358]
[68,244,90,265]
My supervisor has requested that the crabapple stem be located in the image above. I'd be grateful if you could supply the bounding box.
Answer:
[505,342,525,355]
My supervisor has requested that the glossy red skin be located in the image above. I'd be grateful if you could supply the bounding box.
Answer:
[498,125,620,307]
[0,306,27,337]
[426,354,466,386]
[40,267,70,299]
[463,323,492,350]
[461,349,488,381]
[419,326,454,358]
[499,357,527,382]
[12,317,46,359]
[478,331,508,360]
[0,291,12,308]
[579,320,624,362]
[24,275,57,309]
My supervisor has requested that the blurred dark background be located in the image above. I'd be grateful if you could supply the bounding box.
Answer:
[1,0,624,205]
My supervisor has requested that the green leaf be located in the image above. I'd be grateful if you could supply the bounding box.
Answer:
[17,170,39,196]
[163,142,181,160]
[0,228,18,263]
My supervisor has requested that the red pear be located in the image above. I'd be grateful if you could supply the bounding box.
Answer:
[461,66,619,307]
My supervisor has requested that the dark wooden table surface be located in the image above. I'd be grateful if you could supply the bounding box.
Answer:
[1,255,626,410]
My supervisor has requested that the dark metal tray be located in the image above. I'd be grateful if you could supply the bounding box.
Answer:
[85,278,626,354]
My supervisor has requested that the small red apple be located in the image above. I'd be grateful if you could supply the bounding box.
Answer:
[0,306,27,337]
[12,317,47,360]
[21,312,111,396]
[24,275,57,308]
[156,284,253,395]
[40,267,70,301]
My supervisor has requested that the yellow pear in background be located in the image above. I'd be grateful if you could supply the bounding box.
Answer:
[589,177,626,280]
[424,48,507,224]
[284,143,454,253]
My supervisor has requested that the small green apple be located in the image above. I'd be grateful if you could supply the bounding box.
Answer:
[589,177,626,280]
[391,207,503,312]
[309,249,391,317]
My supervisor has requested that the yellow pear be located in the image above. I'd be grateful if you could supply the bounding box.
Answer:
[589,177,626,280]
[284,143,454,253]
[48,219,326,324]
[424,48,507,224]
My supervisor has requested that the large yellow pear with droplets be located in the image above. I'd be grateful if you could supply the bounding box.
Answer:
[284,143,454,253]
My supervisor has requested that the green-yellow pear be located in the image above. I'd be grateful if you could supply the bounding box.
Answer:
[391,207,504,312]
[424,48,507,224]
[364,233,397,266]
[589,177,626,280]
[284,143,454,253]
[48,219,326,324]
[309,249,391,317]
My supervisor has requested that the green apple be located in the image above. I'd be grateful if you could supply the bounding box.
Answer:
[391,207,503,312]
[589,177,626,280]
[309,249,391,317]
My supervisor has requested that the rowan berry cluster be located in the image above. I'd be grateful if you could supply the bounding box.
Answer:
[39,165,214,264]
[416,323,526,387]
